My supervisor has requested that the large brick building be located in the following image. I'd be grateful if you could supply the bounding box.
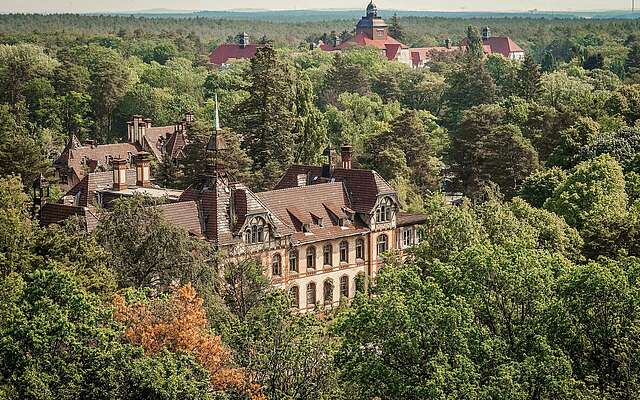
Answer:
[39,119,426,310]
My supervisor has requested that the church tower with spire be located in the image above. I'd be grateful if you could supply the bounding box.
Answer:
[356,1,389,40]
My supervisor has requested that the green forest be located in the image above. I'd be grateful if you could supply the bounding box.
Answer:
[3,12,640,400]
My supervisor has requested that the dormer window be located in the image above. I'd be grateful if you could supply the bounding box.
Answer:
[302,223,311,233]
[244,216,266,244]
[375,197,394,223]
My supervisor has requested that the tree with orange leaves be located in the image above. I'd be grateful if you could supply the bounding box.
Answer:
[113,284,246,393]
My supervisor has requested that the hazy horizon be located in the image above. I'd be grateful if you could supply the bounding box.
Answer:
[0,0,637,14]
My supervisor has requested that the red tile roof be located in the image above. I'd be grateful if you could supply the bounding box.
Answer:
[410,46,461,67]
[460,36,524,58]
[208,44,260,65]
[40,203,99,232]
[157,201,202,236]
[274,165,395,214]
[323,32,408,60]
[397,212,427,227]
[256,182,369,245]
[483,37,524,58]
[54,140,140,182]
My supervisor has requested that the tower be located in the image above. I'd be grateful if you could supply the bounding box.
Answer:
[356,1,388,40]
[206,94,228,179]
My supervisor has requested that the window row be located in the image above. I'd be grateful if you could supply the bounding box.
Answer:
[272,235,390,276]
[288,275,353,308]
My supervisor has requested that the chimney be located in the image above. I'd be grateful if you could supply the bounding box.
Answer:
[138,119,147,143]
[445,38,451,49]
[322,146,334,178]
[111,158,128,191]
[482,26,490,40]
[332,34,340,48]
[144,118,152,128]
[131,115,144,143]
[135,151,152,187]
[184,111,195,124]
[341,145,354,169]
[127,121,134,142]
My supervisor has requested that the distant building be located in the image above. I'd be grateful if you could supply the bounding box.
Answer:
[54,113,193,190]
[208,32,262,66]
[461,26,525,61]
[409,39,463,68]
[321,2,412,65]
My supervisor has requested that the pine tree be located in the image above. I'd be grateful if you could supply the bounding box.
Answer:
[388,13,405,42]
[235,46,296,189]
[465,26,484,59]
[517,54,542,100]
[541,49,556,72]
[292,77,328,165]
[625,43,640,79]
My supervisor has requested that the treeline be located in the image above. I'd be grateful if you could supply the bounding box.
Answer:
[1,13,640,57]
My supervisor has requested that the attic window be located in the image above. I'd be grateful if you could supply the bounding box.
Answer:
[338,217,345,227]
[244,216,266,244]
[375,196,394,223]
[302,223,311,233]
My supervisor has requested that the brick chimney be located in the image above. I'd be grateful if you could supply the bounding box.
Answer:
[341,145,354,169]
[184,111,195,124]
[111,158,128,191]
[128,115,147,143]
[135,151,152,187]
[322,146,334,178]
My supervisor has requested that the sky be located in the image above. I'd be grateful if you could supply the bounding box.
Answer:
[0,0,635,13]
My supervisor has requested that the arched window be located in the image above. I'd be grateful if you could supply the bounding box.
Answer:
[306,282,316,307]
[323,244,333,266]
[339,240,349,263]
[340,275,349,298]
[289,249,298,273]
[306,246,316,269]
[375,197,394,223]
[271,254,282,276]
[356,238,365,260]
[377,234,388,255]
[244,217,266,244]
[289,286,299,308]
[323,279,334,304]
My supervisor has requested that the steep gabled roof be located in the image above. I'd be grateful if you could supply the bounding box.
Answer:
[157,201,203,236]
[66,170,138,207]
[483,37,524,57]
[331,32,409,60]
[256,182,368,245]
[55,142,141,182]
[273,165,395,213]
[209,44,260,65]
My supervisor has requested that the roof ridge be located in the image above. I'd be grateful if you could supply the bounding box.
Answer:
[257,181,344,196]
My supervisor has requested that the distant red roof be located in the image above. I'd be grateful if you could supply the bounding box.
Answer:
[410,46,461,67]
[208,44,260,65]
[324,32,408,61]
[483,37,524,58]
[460,36,524,59]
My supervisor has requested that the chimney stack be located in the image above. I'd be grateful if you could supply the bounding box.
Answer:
[341,145,354,169]
[322,146,334,178]
[445,38,451,49]
[184,111,195,124]
[111,158,128,191]
[135,151,152,187]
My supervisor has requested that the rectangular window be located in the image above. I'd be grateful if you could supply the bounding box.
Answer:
[356,240,364,260]
[323,245,332,266]
[402,229,414,248]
